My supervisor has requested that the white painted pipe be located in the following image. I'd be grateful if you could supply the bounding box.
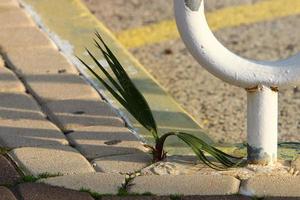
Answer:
[174,0,300,88]
[247,85,278,164]
[173,0,300,164]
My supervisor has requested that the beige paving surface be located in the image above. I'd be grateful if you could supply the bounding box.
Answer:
[46,99,124,133]
[0,5,34,28]
[0,0,18,6]
[240,176,300,197]
[0,92,69,148]
[0,67,25,92]
[92,153,152,174]
[9,146,95,176]
[40,173,125,195]
[130,175,241,195]
[0,27,55,51]
[67,126,147,159]
[24,74,100,103]
[3,47,78,75]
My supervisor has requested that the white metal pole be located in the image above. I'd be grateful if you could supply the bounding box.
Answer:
[247,85,278,164]
[174,0,300,165]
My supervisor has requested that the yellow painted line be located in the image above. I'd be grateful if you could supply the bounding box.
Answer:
[116,0,300,48]
[21,0,214,154]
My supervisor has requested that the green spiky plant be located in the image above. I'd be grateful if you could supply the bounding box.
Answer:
[78,32,244,170]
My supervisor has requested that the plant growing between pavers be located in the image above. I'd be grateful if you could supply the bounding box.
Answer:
[0,147,11,155]
[80,188,102,199]
[22,172,62,183]
[78,32,244,170]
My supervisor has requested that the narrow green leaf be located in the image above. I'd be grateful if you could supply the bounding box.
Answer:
[77,57,128,108]
[175,132,243,169]
[85,48,126,97]
[93,32,158,139]
[176,133,223,170]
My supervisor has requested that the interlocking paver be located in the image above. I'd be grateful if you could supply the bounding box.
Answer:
[101,196,252,200]
[40,173,125,195]
[0,27,55,51]
[92,153,152,174]
[9,146,95,176]
[0,186,17,200]
[0,0,18,6]
[239,176,300,197]
[0,56,4,67]
[129,175,240,196]
[0,92,46,120]
[13,183,94,200]
[4,47,78,75]
[176,196,252,200]
[0,66,25,92]
[67,126,147,159]
[24,74,99,103]
[101,197,171,200]
[0,155,21,185]
[0,6,34,28]
[0,93,68,147]
[0,118,69,148]
[46,99,124,132]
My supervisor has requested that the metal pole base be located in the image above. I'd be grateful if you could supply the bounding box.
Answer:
[247,85,278,165]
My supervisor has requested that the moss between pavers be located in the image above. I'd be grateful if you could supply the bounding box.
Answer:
[22,172,63,183]
[0,147,11,155]
[79,187,154,200]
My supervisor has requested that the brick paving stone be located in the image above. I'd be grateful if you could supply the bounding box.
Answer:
[239,176,300,197]
[0,6,34,28]
[0,92,46,121]
[0,186,17,200]
[0,155,21,185]
[9,146,95,176]
[0,93,68,148]
[102,196,252,200]
[0,27,55,51]
[67,126,147,159]
[0,0,18,6]
[0,56,4,67]
[46,99,124,132]
[24,74,99,103]
[102,196,171,200]
[4,47,78,75]
[40,173,125,195]
[264,198,300,200]
[0,67,25,92]
[92,153,152,174]
[181,196,252,200]
[129,175,240,196]
[13,182,94,200]
[0,118,69,148]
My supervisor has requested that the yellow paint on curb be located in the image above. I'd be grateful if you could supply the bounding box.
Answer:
[21,0,213,153]
[116,0,300,48]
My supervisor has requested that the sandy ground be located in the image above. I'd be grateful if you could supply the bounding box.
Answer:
[82,0,300,144]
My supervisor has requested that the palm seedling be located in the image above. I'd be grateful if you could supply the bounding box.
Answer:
[78,32,244,170]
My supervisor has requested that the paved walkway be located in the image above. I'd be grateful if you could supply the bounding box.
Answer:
[0,0,300,199]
